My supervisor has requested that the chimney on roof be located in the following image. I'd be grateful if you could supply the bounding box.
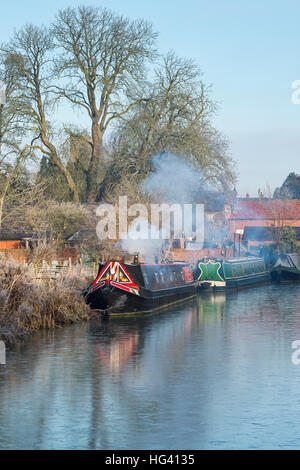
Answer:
[258,189,264,200]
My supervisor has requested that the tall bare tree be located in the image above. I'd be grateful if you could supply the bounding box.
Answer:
[52,5,157,201]
[1,25,80,201]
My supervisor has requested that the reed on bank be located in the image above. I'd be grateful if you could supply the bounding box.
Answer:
[0,258,92,344]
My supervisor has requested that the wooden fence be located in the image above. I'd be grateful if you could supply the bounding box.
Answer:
[24,259,97,281]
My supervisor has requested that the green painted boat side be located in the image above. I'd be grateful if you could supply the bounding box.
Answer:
[195,257,270,290]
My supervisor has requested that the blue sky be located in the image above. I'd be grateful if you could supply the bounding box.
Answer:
[1,0,300,196]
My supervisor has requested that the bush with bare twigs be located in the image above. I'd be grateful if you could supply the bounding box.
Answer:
[0,258,92,344]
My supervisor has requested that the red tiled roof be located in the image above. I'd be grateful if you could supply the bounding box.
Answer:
[230,199,300,220]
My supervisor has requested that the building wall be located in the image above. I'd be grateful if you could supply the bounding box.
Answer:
[0,240,22,250]
[229,219,300,238]
[247,239,300,248]
[0,243,79,263]
[171,247,234,263]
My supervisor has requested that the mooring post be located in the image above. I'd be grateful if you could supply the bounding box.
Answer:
[0,341,5,365]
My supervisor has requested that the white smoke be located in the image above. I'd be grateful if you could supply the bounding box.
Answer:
[142,153,203,203]
[118,154,206,260]
[117,217,167,263]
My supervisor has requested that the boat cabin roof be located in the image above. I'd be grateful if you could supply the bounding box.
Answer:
[224,257,264,264]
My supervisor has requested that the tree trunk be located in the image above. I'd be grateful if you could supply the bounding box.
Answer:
[0,172,14,230]
[0,197,4,230]
[40,131,80,202]
[87,121,102,202]
[52,153,80,202]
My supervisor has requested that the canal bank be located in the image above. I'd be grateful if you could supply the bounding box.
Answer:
[1,283,300,449]
[0,258,92,345]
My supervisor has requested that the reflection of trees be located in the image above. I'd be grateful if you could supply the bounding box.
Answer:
[0,327,95,449]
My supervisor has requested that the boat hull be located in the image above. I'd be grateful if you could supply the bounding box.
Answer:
[85,284,196,315]
[271,268,300,282]
[197,272,270,291]
[270,254,300,283]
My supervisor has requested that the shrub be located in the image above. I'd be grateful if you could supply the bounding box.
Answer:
[0,258,92,344]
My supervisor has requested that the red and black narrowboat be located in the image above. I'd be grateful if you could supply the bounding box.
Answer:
[84,260,196,315]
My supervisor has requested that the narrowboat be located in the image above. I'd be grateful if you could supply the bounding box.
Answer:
[84,260,196,315]
[194,257,270,291]
[271,253,300,282]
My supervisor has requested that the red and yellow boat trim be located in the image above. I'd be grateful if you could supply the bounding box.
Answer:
[90,262,140,296]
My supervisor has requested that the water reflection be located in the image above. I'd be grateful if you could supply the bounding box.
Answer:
[1,285,300,449]
[91,321,139,373]
[89,308,194,375]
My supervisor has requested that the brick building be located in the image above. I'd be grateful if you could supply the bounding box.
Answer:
[229,199,300,240]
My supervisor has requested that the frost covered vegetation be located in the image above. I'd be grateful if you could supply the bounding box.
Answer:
[0,259,92,344]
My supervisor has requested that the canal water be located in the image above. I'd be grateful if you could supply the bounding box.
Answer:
[1,283,300,449]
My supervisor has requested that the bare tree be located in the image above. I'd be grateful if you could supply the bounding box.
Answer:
[25,201,88,246]
[103,52,237,196]
[0,169,47,231]
[0,54,45,228]
[1,25,80,201]
[0,54,25,159]
[52,5,157,201]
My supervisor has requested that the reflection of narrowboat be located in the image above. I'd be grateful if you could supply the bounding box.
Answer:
[194,257,270,291]
[95,331,139,371]
[84,260,196,315]
[271,254,300,282]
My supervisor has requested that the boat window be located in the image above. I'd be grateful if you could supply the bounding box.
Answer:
[143,272,149,287]
[224,264,232,278]
[254,261,263,273]
[173,270,180,284]
[160,271,165,283]
[257,262,261,273]
[234,264,243,277]
[259,261,265,273]
[244,263,252,275]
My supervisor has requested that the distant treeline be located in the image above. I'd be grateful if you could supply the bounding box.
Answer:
[274,173,300,199]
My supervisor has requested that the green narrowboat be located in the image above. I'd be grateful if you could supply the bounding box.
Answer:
[194,257,270,291]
